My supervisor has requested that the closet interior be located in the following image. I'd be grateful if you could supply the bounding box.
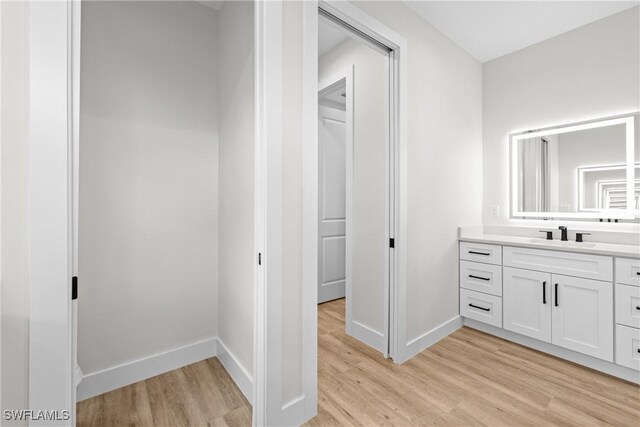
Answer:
[75,1,255,423]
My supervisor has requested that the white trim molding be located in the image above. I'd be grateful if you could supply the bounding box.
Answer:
[77,338,218,401]
[217,339,254,403]
[76,337,255,404]
[254,0,285,425]
[301,1,319,423]
[402,316,463,363]
[27,2,75,425]
[351,321,387,354]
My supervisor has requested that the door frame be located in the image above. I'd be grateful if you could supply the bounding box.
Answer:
[252,0,281,425]
[26,1,78,424]
[300,0,408,423]
[317,66,353,320]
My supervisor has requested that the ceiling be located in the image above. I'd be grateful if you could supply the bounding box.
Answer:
[319,18,350,57]
[405,1,639,63]
[320,82,347,108]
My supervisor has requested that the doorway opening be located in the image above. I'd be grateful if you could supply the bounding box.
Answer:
[316,8,393,358]
[313,7,401,421]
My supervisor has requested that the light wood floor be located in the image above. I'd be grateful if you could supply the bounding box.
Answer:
[77,357,251,427]
[78,298,639,426]
[306,298,640,427]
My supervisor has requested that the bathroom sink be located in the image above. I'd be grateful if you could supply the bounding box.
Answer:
[527,239,598,249]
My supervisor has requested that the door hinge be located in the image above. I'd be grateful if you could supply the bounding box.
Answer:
[389,238,395,248]
[258,253,262,265]
[72,276,78,300]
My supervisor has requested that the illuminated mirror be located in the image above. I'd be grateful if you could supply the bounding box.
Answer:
[511,113,639,221]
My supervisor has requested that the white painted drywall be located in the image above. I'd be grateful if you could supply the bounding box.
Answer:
[1,1,29,422]
[78,1,219,377]
[218,0,255,379]
[483,6,640,228]
[319,38,389,339]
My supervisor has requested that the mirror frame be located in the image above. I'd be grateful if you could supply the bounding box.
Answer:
[510,113,638,221]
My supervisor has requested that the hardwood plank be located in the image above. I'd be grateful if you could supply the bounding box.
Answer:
[76,357,251,427]
[80,299,639,426]
[304,298,640,427]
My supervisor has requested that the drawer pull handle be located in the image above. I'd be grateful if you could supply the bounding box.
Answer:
[469,274,490,281]
[469,303,490,312]
[636,272,640,276]
[469,251,490,256]
[542,281,547,304]
[636,306,640,310]
[555,283,559,307]
[637,349,640,353]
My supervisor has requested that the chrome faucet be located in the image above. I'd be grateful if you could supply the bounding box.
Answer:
[558,226,568,242]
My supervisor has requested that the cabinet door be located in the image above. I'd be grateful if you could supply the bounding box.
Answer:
[551,275,613,361]
[503,267,551,342]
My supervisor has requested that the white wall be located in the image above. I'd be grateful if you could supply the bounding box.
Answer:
[218,0,255,379]
[1,1,29,422]
[319,38,389,339]
[483,6,640,228]
[78,1,219,376]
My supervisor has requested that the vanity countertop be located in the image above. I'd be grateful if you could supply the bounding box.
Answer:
[459,228,640,259]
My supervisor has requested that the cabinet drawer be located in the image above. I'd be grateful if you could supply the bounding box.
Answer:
[616,258,640,287]
[460,288,502,328]
[460,260,502,296]
[460,242,502,265]
[503,246,612,282]
[615,324,640,371]
[615,284,640,328]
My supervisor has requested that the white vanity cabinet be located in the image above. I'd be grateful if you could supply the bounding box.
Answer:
[459,242,503,327]
[502,246,614,361]
[502,264,613,360]
[459,240,635,373]
[614,258,640,371]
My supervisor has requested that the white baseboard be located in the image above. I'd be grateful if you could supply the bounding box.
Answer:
[349,320,386,354]
[280,395,306,426]
[77,337,218,401]
[399,315,463,363]
[464,318,640,384]
[216,338,253,403]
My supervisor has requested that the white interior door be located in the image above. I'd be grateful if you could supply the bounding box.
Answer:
[318,104,347,303]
